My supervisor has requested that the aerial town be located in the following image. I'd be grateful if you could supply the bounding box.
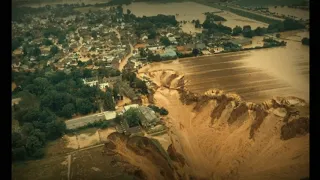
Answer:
[12,0,310,180]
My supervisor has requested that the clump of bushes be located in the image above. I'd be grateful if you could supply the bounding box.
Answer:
[67,120,110,133]
[148,105,169,115]
[263,38,287,47]
[301,37,309,46]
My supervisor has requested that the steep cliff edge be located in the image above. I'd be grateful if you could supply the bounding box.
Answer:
[105,70,309,180]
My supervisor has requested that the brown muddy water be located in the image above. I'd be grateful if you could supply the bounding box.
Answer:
[268,6,309,20]
[123,2,268,31]
[19,0,110,8]
[140,30,309,103]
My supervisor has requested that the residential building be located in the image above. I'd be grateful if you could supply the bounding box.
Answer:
[160,48,177,58]
[83,77,99,87]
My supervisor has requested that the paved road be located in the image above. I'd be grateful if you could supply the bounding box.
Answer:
[65,112,114,130]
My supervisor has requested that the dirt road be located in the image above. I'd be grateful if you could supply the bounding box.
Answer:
[118,43,133,72]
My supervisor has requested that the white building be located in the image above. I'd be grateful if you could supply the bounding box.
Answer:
[82,77,99,87]
[123,104,139,113]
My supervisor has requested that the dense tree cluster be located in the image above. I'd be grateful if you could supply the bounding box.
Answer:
[148,105,169,115]
[122,71,148,94]
[202,19,232,35]
[134,14,178,37]
[204,12,227,21]
[108,0,132,5]
[267,18,305,33]
[12,68,117,161]
[232,26,242,36]
[123,108,141,127]
[222,42,241,52]
[160,36,171,46]
[263,38,287,47]
[192,19,201,28]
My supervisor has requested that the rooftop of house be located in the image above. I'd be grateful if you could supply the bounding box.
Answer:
[83,77,99,82]
[195,43,206,49]
[160,48,177,57]
[100,75,122,83]
[123,104,139,112]
[138,106,159,124]
[104,111,117,120]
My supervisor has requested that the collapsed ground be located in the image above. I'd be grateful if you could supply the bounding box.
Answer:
[104,69,309,180]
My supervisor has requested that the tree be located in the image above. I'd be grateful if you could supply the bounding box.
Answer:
[192,48,200,56]
[159,107,169,115]
[30,129,46,144]
[25,135,43,155]
[50,45,59,55]
[301,37,309,46]
[12,132,25,148]
[91,31,97,38]
[243,25,254,38]
[22,122,35,135]
[104,92,115,110]
[42,39,53,46]
[160,36,171,46]
[135,79,148,94]
[254,27,267,36]
[148,29,157,39]
[61,103,75,118]
[114,114,122,124]
[76,99,93,115]
[12,39,21,51]
[139,48,147,57]
[116,5,123,17]
[12,147,27,161]
[100,121,109,129]
[33,77,51,96]
[123,108,140,127]
[232,26,242,36]
[31,47,41,57]
[21,108,40,123]
[58,34,66,44]
[194,19,201,28]
[45,120,66,140]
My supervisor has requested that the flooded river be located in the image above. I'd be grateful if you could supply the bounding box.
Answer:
[140,30,309,103]
[123,1,268,33]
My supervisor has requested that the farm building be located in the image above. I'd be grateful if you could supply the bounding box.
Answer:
[137,106,160,129]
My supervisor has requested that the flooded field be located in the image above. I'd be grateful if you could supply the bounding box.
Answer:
[123,2,268,33]
[140,30,309,103]
[19,0,110,8]
[268,6,309,20]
